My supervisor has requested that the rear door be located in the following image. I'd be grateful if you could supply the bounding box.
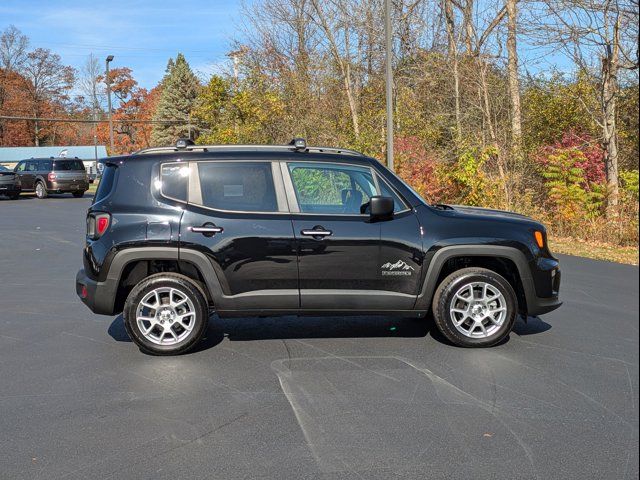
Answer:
[52,159,87,187]
[177,159,299,311]
[284,161,422,311]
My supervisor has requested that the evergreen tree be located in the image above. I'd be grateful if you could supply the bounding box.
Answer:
[151,53,200,146]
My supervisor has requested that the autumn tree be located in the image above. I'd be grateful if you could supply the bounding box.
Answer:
[0,25,29,144]
[21,48,75,146]
[535,0,639,214]
[96,67,162,153]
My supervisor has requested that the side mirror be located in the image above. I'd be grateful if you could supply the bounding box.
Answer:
[369,196,394,220]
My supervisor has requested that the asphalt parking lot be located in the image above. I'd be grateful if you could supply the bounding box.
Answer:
[0,194,638,480]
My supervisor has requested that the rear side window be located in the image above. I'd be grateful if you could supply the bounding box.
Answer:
[94,165,117,202]
[53,160,85,171]
[196,162,277,212]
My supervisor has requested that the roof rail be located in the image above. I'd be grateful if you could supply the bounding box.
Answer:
[131,138,365,157]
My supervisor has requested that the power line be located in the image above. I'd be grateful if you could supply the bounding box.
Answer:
[0,115,188,125]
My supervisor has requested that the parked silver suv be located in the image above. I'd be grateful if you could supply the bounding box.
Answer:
[14,158,89,198]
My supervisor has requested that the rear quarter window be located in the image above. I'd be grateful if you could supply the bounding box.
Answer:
[39,160,53,171]
[160,163,189,202]
[94,165,117,202]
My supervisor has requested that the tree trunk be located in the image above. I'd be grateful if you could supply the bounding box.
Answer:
[480,60,510,207]
[506,0,522,158]
[443,0,462,142]
[34,115,39,147]
[309,0,360,139]
[602,37,620,214]
[462,0,474,54]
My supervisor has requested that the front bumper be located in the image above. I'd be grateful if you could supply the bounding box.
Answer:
[0,184,20,192]
[76,269,117,315]
[527,266,562,316]
[527,294,562,316]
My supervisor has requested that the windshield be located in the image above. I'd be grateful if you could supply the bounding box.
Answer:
[53,160,85,171]
[0,165,8,171]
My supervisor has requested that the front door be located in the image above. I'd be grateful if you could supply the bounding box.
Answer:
[177,160,298,311]
[15,161,35,191]
[285,161,422,311]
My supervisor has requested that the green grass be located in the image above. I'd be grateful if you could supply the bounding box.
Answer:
[549,237,639,266]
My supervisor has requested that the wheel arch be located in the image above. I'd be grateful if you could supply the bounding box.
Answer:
[415,245,536,315]
[106,247,223,314]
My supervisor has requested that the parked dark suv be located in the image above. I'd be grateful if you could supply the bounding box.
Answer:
[76,138,561,354]
[0,165,21,199]
[14,158,89,198]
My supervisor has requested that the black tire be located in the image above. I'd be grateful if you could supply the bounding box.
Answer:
[432,267,517,348]
[35,181,48,199]
[8,192,20,200]
[72,191,85,198]
[123,273,209,355]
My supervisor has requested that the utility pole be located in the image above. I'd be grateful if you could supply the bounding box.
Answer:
[227,46,247,139]
[105,55,114,154]
[384,0,394,171]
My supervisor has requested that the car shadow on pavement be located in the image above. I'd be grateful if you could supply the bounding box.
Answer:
[512,316,552,336]
[109,314,433,351]
[108,314,551,353]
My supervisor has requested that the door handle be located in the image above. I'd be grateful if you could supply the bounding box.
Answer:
[301,227,332,238]
[190,224,223,237]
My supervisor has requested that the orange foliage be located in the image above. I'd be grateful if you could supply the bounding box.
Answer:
[97,83,162,154]
[394,136,446,203]
[0,69,34,146]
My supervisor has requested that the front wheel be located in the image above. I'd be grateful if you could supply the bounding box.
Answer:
[432,267,517,347]
[123,273,209,355]
[72,191,85,198]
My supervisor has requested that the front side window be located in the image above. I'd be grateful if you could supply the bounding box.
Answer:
[26,161,38,172]
[288,162,377,214]
[377,175,408,213]
[196,162,278,212]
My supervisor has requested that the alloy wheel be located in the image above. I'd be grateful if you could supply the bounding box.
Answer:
[136,287,196,345]
[449,281,507,338]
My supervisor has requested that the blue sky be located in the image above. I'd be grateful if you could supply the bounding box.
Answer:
[2,0,573,94]
[0,0,247,89]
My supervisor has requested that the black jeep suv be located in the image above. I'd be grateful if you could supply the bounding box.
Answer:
[76,138,561,354]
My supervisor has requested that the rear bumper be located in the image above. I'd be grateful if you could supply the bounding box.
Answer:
[76,269,117,315]
[50,180,89,192]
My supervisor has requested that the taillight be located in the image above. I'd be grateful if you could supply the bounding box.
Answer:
[48,172,56,181]
[87,213,110,239]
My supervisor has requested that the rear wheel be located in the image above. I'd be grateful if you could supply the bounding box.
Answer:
[432,267,517,347]
[123,273,209,355]
[35,181,48,199]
